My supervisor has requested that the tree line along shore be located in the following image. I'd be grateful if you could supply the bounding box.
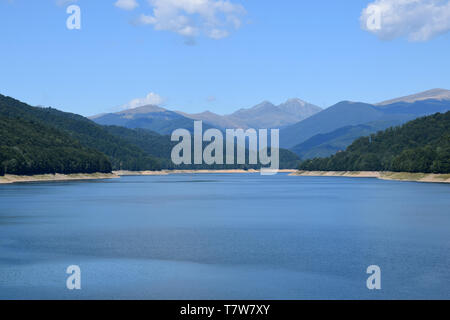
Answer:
[298,112,450,174]
[2,170,449,185]
[289,171,450,184]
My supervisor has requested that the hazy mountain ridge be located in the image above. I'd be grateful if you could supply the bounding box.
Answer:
[281,95,450,151]
[180,98,322,129]
[90,89,450,161]
[377,88,450,106]
[91,105,198,135]
[175,110,242,129]
[92,98,322,133]
[280,101,384,148]
[291,120,405,159]
[226,99,322,129]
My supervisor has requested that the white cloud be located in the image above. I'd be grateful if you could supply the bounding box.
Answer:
[123,92,164,109]
[115,0,139,10]
[137,0,246,40]
[361,0,450,41]
[55,0,78,6]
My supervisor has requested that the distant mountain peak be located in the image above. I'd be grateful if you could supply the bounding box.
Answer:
[230,101,276,117]
[197,110,219,116]
[222,98,321,129]
[92,97,321,132]
[175,110,218,117]
[283,98,307,106]
[336,100,363,105]
[377,88,450,106]
[116,104,167,115]
[89,104,168,121]
[252,101,276,109]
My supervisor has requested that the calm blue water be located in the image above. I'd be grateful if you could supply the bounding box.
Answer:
[0,174,449,300]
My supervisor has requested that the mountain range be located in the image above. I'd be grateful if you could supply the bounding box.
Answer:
[2,88,449,177]
[91,88,450,160]
[282,89,450,158]
[376,88,450,106]
[0,94,301,176]
[90,105,199,135]
[91,98,322,133]
[178,99,322,129]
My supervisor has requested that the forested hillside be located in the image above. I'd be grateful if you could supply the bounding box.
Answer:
[103,126,302,169]
[0,94,301,175]
[0,112,111,176]
[291,120,404,159]
[0,94,163,173]
[103,125,174,159]
[298,112,450,173]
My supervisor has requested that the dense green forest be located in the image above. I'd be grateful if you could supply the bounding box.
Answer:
[0,113,111,176]
[0,95,163,174]
[103,125,174,159]
[298,111,450,173]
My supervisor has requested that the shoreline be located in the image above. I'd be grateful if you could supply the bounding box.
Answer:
[0,172,120,185]
[0,170,297,185]
[289,170,450,184]
[113,169,297,176]
[3,170,447,184]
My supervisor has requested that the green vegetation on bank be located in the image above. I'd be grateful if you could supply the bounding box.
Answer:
[298,111,450,173]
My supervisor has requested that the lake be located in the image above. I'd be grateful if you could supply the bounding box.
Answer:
[0,173,449,299]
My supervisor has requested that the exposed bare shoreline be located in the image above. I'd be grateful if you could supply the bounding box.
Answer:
[113,169,297,176]
[0,173,120,184]
[289,170,450,184]
[0,170,297,184]
[2,170,448,184]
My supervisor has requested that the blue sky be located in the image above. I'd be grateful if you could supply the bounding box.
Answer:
[0,0,449,116]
